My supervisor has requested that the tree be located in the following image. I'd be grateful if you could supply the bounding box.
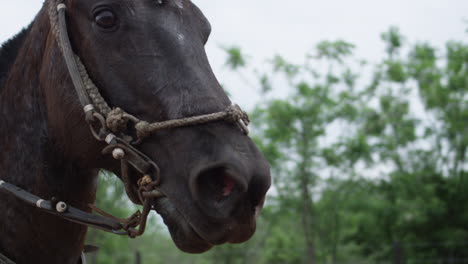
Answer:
[222,25,467,263]
[225,40,367,263]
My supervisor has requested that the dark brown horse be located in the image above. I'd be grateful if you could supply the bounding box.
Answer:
[0,0,271,263]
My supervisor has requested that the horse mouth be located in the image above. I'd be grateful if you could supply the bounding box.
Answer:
[151,197,212,253]
[151,195,259,253]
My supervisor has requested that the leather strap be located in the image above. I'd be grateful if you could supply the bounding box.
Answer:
[57,6,93,110]
[0,249,88,264]
[0,253,14,264]
[0,180,124,234]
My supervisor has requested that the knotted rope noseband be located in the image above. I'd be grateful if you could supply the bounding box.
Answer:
[0,0,250,239]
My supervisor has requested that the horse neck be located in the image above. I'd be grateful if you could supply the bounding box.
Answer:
[0,5,97,263]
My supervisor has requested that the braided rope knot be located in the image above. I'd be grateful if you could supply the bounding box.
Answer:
[226,104,250,126]
[137,175,153,188]
[135,121,151,140]
[107,108,129,133]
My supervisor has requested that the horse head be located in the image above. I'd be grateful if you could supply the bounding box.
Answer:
[42,0,271,253]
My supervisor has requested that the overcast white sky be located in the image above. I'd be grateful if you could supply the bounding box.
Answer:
[1,0,467,108]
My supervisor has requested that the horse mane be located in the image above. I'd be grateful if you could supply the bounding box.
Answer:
[0,25,31,90]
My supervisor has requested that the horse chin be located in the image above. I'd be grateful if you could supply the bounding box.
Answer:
[152,195,259,253]
[152,197,213,253]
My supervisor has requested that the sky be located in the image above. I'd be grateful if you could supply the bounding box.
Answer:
[1,0,467,109]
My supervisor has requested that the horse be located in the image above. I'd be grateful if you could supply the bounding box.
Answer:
[0,0,271,263]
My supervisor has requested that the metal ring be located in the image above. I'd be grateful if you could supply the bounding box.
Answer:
[88,112,108,141]
[93,112,107,127]
[122,113,140,124]
[89,125,103,141]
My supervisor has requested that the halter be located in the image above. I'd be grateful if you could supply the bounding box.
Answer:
[0,0,250,239]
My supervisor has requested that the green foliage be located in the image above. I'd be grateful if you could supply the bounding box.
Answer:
[222,45,248,70]
[271,55,300,77]
[381,27,404,56]
[314,40,355,63]
[229,26,467,263]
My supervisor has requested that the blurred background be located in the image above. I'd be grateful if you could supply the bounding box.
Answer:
[1,0,467,263]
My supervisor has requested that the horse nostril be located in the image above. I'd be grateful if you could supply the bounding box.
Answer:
[222,174,235,197]
[195,166,245,202]
[191,165,249,219]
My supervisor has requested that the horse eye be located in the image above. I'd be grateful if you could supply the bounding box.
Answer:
[94,10,117,29]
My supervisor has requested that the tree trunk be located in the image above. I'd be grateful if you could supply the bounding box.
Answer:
[299,130,316,264]
[135,251,142,264]
[301,180,316,264]
[393,242,404,264]
[331,207,340,264]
